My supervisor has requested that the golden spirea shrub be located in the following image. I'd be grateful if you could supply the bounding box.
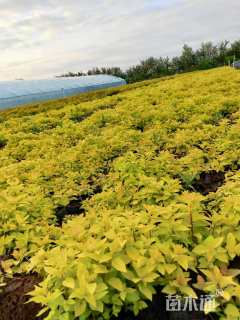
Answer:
[1,67,240,319]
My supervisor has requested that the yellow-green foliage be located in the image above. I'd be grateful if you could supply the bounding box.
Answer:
[1,67,240,319]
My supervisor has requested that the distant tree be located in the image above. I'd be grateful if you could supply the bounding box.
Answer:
[217,40,230,65]
[179,44,196,71]
[195,42,218,69]
[155,57,172,76]
[57,39,239,83]
[57,71,86,77]
[170,56,182,74]
[230,40,240,60]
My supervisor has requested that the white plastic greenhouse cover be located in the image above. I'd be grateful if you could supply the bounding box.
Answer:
[0,75,126,110]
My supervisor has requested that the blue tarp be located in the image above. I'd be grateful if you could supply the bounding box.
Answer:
[0,75,126,110]
[233,61,240,69]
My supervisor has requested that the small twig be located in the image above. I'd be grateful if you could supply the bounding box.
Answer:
[189,204,194,243]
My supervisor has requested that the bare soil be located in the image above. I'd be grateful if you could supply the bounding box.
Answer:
[0,274,44,320]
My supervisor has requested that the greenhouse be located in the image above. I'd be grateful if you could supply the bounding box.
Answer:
[0,75,126,110]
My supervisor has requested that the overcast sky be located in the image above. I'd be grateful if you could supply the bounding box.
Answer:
[0,0,239,80]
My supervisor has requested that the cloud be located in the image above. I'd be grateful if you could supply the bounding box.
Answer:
[0,0,239,79]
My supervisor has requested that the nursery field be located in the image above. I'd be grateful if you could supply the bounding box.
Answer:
[0,67,240,320]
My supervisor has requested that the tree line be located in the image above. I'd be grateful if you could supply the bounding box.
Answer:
[58,40,240,83]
